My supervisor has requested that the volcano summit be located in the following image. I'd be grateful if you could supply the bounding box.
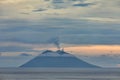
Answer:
[20,50,100,68]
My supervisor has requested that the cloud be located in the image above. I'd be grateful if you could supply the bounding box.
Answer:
[0,0,120,21]
[73,3,95,7]
[0,18,120,45]
[0,46,32,52]
[19,53,32,56]
[0,0,24,4]
[51,0,64,3]
[80,17,120,23]
[0,0,120,54]
[32,8,47,12]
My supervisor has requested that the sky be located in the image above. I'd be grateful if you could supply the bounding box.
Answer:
[0,0,120,56]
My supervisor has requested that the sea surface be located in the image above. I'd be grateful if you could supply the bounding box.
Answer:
[0,68,120,80]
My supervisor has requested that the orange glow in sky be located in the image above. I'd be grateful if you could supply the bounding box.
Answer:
[34,45,120,56]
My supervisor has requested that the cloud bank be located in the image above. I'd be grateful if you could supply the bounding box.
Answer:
[0,0,120,54]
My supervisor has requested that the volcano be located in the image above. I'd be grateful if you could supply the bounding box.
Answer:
[20,50,100,68]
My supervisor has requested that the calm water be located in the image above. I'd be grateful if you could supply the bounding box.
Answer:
[0,68,120,80]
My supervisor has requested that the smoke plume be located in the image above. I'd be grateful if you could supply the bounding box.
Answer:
[49,37,61,50]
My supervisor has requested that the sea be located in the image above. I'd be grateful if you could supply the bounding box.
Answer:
[0,68,120,80]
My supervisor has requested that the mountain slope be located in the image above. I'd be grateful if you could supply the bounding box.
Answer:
[20,50,100,68]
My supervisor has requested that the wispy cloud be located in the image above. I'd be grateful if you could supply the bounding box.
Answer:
[0,0,120,21]
[80,17,120,23]
[0,0,23,4]
[32,8,47,12]
[0,46,31,52]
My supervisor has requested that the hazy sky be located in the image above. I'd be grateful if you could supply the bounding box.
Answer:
[0,0,120,56]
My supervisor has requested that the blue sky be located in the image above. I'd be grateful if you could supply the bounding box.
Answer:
[0,0,120,55]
